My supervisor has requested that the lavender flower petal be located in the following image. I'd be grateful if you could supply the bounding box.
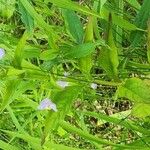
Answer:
[56,80,69,88]
[0,48,5,59]
[38,98,57,112]
[90,83,98,90]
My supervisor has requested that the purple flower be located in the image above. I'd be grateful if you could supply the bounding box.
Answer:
[56,80,69,88]
[90,83,98,90]
[38,98,57,112]
[0,48,5,59]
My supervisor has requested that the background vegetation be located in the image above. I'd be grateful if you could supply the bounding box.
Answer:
[0,0,150,149]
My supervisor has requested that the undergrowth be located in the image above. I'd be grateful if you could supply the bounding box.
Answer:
[0,0,150,149]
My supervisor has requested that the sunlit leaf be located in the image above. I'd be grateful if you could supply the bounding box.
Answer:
[116,78,150,117]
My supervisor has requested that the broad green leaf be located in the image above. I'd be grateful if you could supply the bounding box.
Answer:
[64,42,95,59]
[62,9,84,44]
[116,78,150,103]
[44,86,82,135]
[132,103,150,118]
[18,1,34,32]
[79,16,94,77]
[47,0,100,18]
[131,0,150,46]
[116,78,150,118]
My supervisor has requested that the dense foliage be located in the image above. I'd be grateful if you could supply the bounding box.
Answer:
[0,0,150,149]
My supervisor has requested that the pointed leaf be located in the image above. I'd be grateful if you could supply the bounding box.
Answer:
[62,9,84,44]
[79,16,94,76]
[99,14,119,79]
[18,1,34,32]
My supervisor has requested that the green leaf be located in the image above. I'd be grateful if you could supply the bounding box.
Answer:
[98,14,119,79]
[132,103,150,118]
[62,9,84,44]
[7,67,26,76]
[18,1,34,32]
[23,47,40,58]
[0,79,21,112]
[21,60,41,71]
[19,0,57,50]
[13,31,29,69]
[44,86,82,136]
[116,78,150,118]
[98,47,119,79]
[116,78,150,103]
[48,0,100,18]
[64,42,95,59]
[79,16,94,77]
[40,49,58,60]
[101,7,138,30]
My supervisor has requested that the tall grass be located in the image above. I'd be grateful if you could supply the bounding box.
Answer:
[0,0,150,149]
